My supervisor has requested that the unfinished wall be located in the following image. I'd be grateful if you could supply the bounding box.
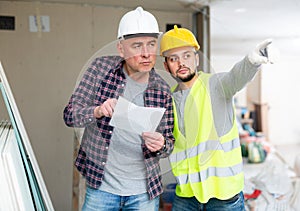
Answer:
[0,1,192,210]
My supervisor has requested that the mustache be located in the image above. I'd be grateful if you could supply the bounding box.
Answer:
[176,65,190,74]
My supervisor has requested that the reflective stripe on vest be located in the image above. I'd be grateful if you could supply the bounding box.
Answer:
[169,137,240,163]
[176,161,243,185]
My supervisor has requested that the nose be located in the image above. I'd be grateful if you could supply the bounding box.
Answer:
[141,45,150,58]
[174,55,187,66]
[177,59,185,67]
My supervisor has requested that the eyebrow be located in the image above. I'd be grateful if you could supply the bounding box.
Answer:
[168,50,195,57]
[131,39,157,46]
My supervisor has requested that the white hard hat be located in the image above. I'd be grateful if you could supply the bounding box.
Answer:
[117,6,161,39]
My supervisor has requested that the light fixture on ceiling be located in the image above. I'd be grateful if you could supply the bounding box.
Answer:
[234,8,247,13]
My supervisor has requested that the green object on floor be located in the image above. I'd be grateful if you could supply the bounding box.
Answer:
[248,142,266,163]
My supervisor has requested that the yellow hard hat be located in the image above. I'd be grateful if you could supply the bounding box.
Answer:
[160,25,200,56]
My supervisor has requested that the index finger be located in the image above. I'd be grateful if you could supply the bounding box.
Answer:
[257,38,272,50]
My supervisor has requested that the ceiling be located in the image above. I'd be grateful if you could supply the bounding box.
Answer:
[8,0,300,37]
[8,0,202,12]
[6,0,300,55]
[210,0,300,39]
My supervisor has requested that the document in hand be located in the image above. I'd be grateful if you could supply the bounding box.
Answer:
[109,96,166,135]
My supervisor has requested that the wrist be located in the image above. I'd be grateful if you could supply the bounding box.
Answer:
[94,106,102,118]
[160,138,166,151]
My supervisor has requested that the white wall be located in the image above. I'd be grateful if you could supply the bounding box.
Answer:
[261,51,300,145]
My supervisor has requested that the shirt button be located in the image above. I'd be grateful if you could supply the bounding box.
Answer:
[109,131,112,134]
[105,146,109,150]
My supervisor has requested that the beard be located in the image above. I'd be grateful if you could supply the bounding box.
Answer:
[175,68,196,82]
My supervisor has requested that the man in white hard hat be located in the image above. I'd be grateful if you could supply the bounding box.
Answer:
[63,7,174,211]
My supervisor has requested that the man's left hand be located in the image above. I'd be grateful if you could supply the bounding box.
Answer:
[248,39,280,65]
[142,132,165,152]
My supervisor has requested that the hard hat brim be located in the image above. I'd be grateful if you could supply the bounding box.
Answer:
[119,32,162,40]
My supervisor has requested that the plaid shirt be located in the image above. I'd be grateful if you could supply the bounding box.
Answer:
[63,55,174,199]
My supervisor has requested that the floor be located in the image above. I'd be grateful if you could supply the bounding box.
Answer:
[243,143,300,180]
[274,143,300,171]
[242,143,300,210]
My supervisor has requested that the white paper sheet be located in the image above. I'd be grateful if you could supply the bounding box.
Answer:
[109,96,166,135]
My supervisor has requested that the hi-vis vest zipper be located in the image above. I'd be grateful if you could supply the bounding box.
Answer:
[170,73,244,203]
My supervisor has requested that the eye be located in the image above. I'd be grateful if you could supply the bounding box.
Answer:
[183,52,192,60]
[133,43,142,49]
[149,41,156,47]
[168,56,179,63]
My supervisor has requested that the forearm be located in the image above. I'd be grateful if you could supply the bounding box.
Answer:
[63,97,97,128]
[63,66,98,127]
[216,56,260,98]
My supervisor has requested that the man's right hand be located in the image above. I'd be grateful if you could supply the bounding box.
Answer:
[94,98,117,118]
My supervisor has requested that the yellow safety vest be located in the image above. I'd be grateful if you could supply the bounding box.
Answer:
[170,73,244,203]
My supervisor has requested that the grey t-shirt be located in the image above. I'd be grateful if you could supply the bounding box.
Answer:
[173,89,190,136]
[99,69,148,195]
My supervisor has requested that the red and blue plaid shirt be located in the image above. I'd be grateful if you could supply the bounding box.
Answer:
[63,55,174,199]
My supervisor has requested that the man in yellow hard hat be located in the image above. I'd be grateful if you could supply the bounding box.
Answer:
[64,7,175,211]
[160,25,275,211]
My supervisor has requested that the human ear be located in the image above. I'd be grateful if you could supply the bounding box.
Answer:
[117,41,124,58]
[195,52,200,67]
